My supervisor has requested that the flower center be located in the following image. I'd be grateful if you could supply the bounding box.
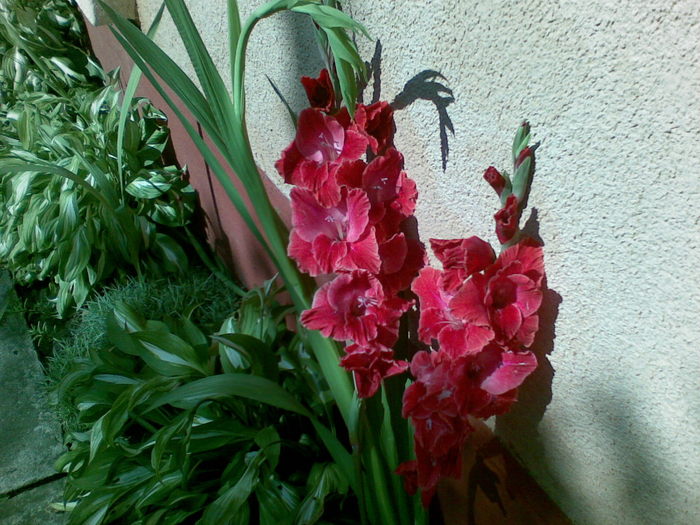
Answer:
[491,278,516,309]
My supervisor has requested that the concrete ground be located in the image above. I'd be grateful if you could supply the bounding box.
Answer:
[0,272,66,524]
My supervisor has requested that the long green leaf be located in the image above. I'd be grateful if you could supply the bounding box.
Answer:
[105,29,272,258]
[99,1,224,148]
[164,0,238,147]
[145,373,311,416]
[117,2,166,193]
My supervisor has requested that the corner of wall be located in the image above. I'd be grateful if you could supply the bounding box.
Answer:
[74,0,137,26]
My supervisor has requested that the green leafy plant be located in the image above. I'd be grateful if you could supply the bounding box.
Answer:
[0,0,198,316]
[48,269,241,429]
[57,284,358,524]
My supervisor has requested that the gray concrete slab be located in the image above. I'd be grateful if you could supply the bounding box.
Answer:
[0,272,63,495]
[0,478,66,525]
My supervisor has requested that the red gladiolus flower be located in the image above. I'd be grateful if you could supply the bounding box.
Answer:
[399,350,472,506]
[453,343,538,419]
[275,108,368,184]
[412,267,494,358]
[341,342,408,398]
[356,101,396,155]
[483,166,506,196]
[301,271,409,345]
[494,193,520,244]
[377,234,427,294]
[451,240,544,348]
[288,187,380,275]
[430,236,495,292]
[300,68,335,113]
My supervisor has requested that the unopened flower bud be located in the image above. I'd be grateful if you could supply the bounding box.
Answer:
[515,146,533,169]
[483,166,506,196]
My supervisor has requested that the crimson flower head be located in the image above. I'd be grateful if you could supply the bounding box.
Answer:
[275,108,368,184]
[301,271,409,346]
[430,236,495,292]
[451,240,544,348]
[453,343,538,419]
[398,350,472,506]
[355,101,396,155]
[300,68,335,113]
[288,187,380,276]
[412,267,494,358]
[340,342,408,399]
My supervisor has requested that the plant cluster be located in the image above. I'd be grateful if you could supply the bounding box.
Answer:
[0,0,196,316]
[49,269,241,429]
[58,0,551,522]
[57,284,357,524]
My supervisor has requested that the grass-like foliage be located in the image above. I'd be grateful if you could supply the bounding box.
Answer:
[57,283,358,524]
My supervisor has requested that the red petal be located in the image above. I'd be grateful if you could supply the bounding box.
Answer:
[311,236,347,274]
[300,68,335,112]
[412,267,448,311]
[340,127,369,161]
[481,351,537,395]
[296,108,345,163]
[493,303,522,342]
[288,231,322,276]
[343,228,381,274]
[344,188,372,242]
[450,274,490,325]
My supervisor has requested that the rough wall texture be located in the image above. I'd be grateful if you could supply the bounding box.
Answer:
[135,1,700,524]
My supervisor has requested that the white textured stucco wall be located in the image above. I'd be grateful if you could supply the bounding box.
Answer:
[136,1,700,524]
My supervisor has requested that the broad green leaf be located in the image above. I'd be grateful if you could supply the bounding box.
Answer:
[212,333,278,380]
[291,4,369,38]
[255,425,280,470]
[200,452,263,525]
[133,330,207,376]
[125,175,172,199]
[256,477,298,525]
[62,227,89,281]
[146,373,311,416]
[117,2,166,187]
[152,233,188,274]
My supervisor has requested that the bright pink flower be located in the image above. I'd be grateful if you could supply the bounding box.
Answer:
[334,148,417,229]
[452,343,537,419]
[288,187,380,275]
[300,271,409,345]
[377,233,427,294]
[399,350,472,506]
[356,101,396,154]
[483,166,506,196]
[451,240,544,347]
[300,68,335,113]
[275,108,368,184]
[412,267,494,358]
[430,236,495,292]
[494,194,520,244]
[340,343,408,398]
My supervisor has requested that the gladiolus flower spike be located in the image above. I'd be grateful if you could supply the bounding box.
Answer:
[278,70,545,507]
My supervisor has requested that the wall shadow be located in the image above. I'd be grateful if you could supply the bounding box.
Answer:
[392,70,455,171]
[362,40,455,171]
